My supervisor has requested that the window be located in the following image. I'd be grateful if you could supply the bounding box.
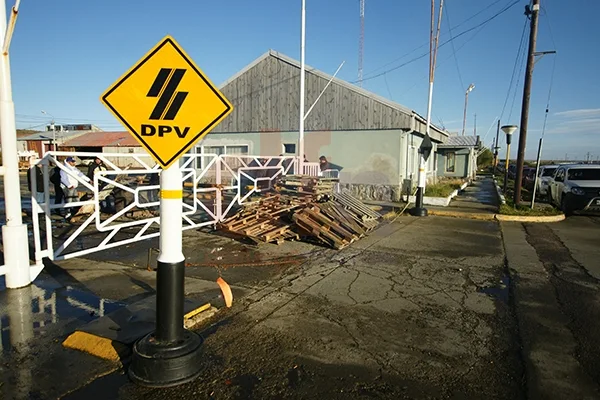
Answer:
[541,167,556,177]
[283,143,296,154]
[194,144,249,169]
[226,145,248,156]
[128,148,134,153]
[445,152,456,173]
[204,146,224,155]
[567,168,600,181]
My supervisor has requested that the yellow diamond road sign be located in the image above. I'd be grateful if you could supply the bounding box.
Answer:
[101,36,233,168]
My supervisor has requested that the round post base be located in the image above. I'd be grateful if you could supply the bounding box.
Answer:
[128,329,203,388]
[409,207,429,217]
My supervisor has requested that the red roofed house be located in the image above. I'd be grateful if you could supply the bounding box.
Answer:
[60,131,149,167]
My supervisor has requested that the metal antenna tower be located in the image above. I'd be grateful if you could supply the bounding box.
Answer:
[358,0,365,86]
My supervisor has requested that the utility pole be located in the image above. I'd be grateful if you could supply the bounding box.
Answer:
[411,0,444,217]
[473,113,477,136]
[493,120,500,174]
[513,0,540,206]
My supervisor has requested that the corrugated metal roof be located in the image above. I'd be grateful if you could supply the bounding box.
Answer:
[62,131,140,147]
[438,135,480,148]
[18,130,93,141]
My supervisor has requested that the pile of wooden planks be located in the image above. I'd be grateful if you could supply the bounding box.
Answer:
[275,175,339,201]
[219,185,381,249]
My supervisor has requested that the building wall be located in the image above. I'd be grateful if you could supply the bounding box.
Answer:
[102,146,154,168]
[212,55,414,134]
[196,129,405,201]
[27,141,43,157]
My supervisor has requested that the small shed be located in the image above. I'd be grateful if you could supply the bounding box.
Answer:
[437,135,481,180]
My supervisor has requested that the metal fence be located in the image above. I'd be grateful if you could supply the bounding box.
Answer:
[28,152,303,263]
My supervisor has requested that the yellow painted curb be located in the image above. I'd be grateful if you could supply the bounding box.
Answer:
[63,303,215,362]
[494,213,566,223]
[428,209,496,221]
[428,208,566,223]
[184,303,212,320]
[62,331,130,362]
[382,211,398,220]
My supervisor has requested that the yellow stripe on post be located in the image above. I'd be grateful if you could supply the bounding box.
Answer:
[160,189,183,199]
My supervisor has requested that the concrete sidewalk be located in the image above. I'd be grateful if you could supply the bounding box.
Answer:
[428,176,499,216]
[363,176,500,217]
[448,176,499,212]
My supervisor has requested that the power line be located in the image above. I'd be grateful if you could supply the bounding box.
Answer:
[500,17,528,121]
[383,72,394,101]
[361,0,507,78]
[399,22,487,98]
[444,0,465,91]
[539,55,556,139]
[355,0,520,84]
[15,113,118,124]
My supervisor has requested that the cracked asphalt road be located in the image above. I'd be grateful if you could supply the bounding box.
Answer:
[10,213,599,399]
[66,216,524,399]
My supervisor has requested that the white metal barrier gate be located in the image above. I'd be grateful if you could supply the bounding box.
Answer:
[29,152,302,263]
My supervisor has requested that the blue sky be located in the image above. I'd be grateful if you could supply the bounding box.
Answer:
[9,0,599,160]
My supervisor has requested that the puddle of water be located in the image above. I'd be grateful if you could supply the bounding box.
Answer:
[0,275,125,354]
[476,274,510,304]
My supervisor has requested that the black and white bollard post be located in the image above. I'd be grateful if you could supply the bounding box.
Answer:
[128,161,203,387]
[410,134,433,217]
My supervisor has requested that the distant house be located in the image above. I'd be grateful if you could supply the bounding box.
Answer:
[60,131,148,167]
[190,49,450,202]
[17,124,102,158]
[437,135,481,180]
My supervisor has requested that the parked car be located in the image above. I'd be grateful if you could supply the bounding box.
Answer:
[536,164,559,197]
[549,164,600,215]
[507,164,517,179]
[522,167,536,190]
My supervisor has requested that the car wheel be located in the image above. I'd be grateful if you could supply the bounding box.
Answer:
[561,196,573,216]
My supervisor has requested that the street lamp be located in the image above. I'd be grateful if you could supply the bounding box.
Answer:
[41,110,56,151]
[461,83,475,136]
[501,125,517,195]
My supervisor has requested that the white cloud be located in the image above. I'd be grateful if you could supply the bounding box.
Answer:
[545,108,600,135]
[553,108,600,118]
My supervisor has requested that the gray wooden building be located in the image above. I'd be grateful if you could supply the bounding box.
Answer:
[195,50,449,201]
[437,135,481,180]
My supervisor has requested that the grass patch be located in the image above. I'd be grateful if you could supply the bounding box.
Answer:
[498,200,562,216]
[495,176,535,202]
[424,180,465,197]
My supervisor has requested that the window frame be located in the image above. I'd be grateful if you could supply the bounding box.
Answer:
[194,143,250,169]
[445,152,456,173]
[282,143,297,154]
